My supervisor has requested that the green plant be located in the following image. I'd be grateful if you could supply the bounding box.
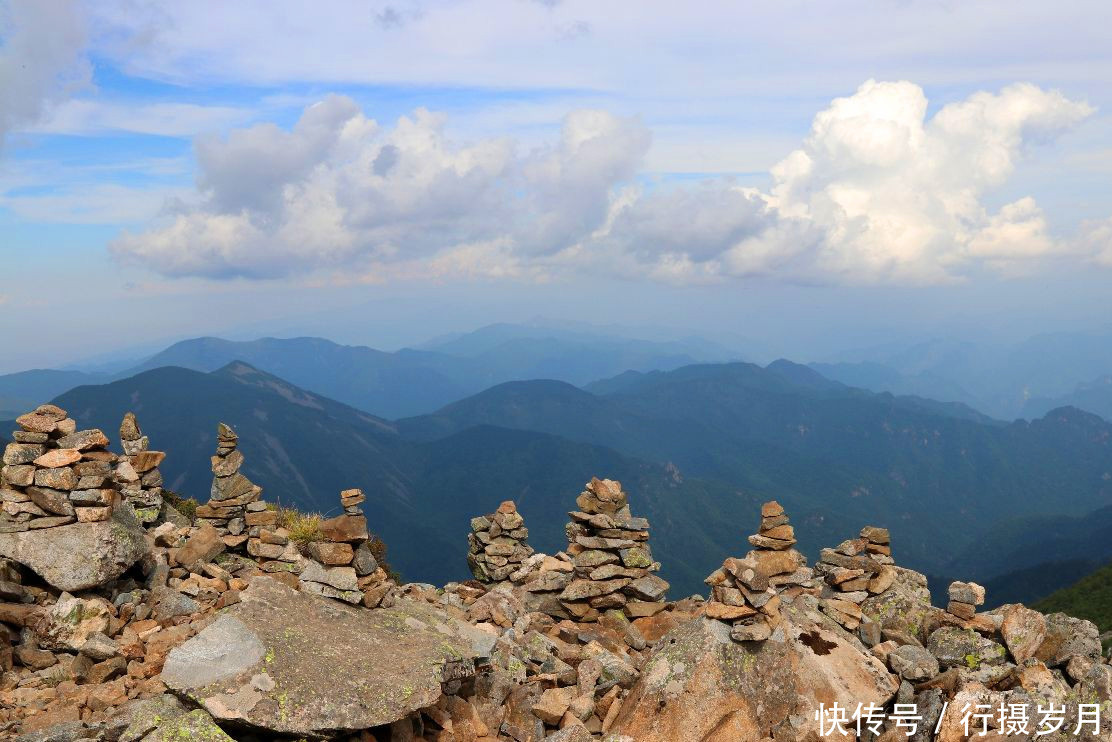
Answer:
[278,507,323,544]
[162,489,198,521]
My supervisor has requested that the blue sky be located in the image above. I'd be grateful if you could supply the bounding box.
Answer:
[0,1,1110,371]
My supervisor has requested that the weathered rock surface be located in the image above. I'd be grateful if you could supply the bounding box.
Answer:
[0,503,147,590]
[162,576,490,736]
[613,596,898,741]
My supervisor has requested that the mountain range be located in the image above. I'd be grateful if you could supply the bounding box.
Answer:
[0,325,733,420]
[7,351,1110,603]
[812,329,1112,421]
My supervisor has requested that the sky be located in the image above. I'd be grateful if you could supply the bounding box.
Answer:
[0,0,1110,372]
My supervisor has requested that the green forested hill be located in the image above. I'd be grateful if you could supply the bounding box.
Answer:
[401,361,1112,580]
[1036,561,1112,635]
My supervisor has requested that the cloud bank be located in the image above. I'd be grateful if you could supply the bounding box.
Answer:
[112,80,1103,285]
[0,0,90,145]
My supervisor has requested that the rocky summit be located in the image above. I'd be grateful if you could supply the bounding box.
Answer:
[0,402,1109,741]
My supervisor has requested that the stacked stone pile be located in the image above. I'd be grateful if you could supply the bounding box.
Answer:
[555,478,670,623]
[116,413,166,524]
[195,423,262,549]
[946,580,985,620]
[467,500,535,583]
[243,500,301,575]
[1,405,117,531]
[294,489,397,608]
[702,501,816,642]
[812,525,898,632]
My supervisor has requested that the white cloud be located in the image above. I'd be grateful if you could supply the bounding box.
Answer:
[29,99,254,137]
[0,0,90,145]
[0,182,187,224]
[1080,217,1112,266]
[112,81,1105,285]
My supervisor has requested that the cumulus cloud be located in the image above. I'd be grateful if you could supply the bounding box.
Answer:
[0,0,90,145]
[112,80,1104,285]
[112,96,648,279]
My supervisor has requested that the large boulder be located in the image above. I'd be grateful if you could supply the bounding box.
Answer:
[0,504,148,591]
[860,566,937,643]
[613,595,898,741]
[162,576,492,737]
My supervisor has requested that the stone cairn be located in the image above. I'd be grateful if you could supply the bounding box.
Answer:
[556,478,670,622]
[243,489,300,576]
[115,412,166,524]
[946,580,985,620]
[703,500,815,642]
[467,500,535,584]
[1,404,117,531]
[812,525,897,633]
[196,422,262,549]
[299,489,396,608]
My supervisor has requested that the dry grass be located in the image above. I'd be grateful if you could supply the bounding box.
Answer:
[277,507,323,544]
[162,490,199,520]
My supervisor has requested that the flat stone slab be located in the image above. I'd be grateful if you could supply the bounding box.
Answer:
[0,504,148,591]
[162,576,491,737]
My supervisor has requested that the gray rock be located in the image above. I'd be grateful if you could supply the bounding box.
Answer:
[13,721,90,742]
[80,632,119,661]
[612,606,897,741]
[162,615,266,689]
[1036,612,1102,667]
[299,561,358,592]
[162,576,488,737]
[927,626,1007,669]
[117,694,188,742]
[151,587,201,621]
[888,644,939,681]
[0,504,148,591]
[352,541,378,576]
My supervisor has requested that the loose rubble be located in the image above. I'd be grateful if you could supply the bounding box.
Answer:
[0,404,1107,741]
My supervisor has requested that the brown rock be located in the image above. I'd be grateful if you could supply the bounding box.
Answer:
[1,464,34,486]
[533,686,577,725]
[760,524,795,541]
[17,413,58,434]
[76,506,112,522]
[319,514,369,542]
[760,501,785,518]
[33,467,78,491]
[1000,604,1047,664]
[56,429,110,451]
[3,442,46,465]
[614,608,897,741]
[33,449,83,469]
[132,451,166,473]
[175,523,226,567]
[309,541,356,566]
[705,602,757,621]
[947,601,976,620]
[27,486,76,516]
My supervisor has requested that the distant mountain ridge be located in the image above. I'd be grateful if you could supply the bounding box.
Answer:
[0,324,734,420]
[812,329,1112,420]
[401,360,1112,581]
